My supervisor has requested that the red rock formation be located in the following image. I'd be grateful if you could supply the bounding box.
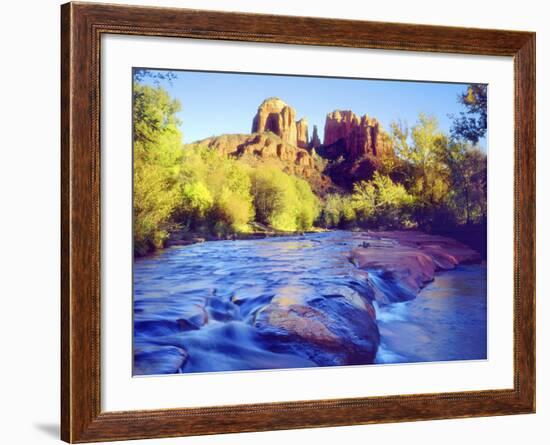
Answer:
[310,125,321,150]
[251,97,312,151]
[252,97,298,146]
[324,110,358,146]
[201,133,316,170]
[197,133,334,194]
[296,118,309,149]
[323,110,393,160]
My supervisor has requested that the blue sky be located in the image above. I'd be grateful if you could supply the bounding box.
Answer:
[137,69,486,150]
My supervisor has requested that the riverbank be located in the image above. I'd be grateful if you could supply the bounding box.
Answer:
[138,223,328,256]
[133,230,484,374]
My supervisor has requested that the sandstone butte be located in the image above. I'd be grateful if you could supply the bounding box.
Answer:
[251,97,305,146]
[198,132,333,194]
[198,97,332,194]
[323,110,394,160]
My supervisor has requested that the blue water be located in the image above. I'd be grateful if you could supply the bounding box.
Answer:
[374,264,487,364]
[133,231,487,375]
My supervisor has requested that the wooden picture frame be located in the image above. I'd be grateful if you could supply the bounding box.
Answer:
[61,1,535,442]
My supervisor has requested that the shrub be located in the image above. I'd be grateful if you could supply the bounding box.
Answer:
[351,172,415,228]
[250,167,319,231]
[320,194,356,228]
[175,144,255,233]
[293,177,320,231]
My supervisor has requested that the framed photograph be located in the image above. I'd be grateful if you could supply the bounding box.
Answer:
[61,2,535,442]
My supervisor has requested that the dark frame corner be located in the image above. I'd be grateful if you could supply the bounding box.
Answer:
[61,2,535,442]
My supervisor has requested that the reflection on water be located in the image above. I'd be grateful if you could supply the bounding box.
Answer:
[134,231,487,374]
[375,264,487,364]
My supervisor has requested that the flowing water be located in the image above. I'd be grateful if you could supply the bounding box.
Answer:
[374,264,487,364]
[133,231,487,375]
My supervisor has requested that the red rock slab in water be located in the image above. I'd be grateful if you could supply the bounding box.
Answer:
[368,231,481,262]
[254,296,380,366]
[258,304,342,348]
[351,231,482,297]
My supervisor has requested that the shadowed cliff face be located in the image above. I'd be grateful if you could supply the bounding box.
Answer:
[247,100,398,191]
[310,124,321,150]
[318,110,396,189]
[323,110,394,160]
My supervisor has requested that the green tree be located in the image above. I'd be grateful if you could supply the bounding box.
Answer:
[133,68,177,85]
[175,144,255,234]
[293,177,320,230]
[250,167,319,231]
[351,172,414,227]
[390,114,450,221]
[249,167,287,227]
[450,84,487,144]
[320,194,341,228]
[320,194,356,228]
[133,83,183,255]
[178,182,213,225]
[442,142,487,224]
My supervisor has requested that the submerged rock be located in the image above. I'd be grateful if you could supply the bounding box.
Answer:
[350,231,481,304]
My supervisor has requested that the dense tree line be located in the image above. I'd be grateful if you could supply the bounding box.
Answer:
[133,84,183,254]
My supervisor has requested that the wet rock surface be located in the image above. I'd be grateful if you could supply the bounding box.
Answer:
[254,293,379,366]
[350,231,481,302]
